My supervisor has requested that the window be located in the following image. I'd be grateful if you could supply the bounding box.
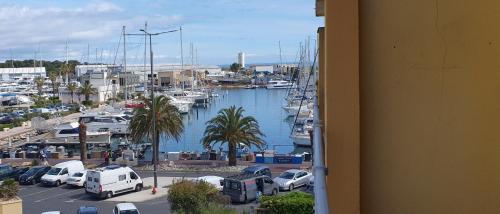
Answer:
[94,178,99,182]
[130,172,138,180]
[59,128,79,134]
[119,174,126,181]
[61,168,68,175]
[264,177,273,184]
[114,207,119,214]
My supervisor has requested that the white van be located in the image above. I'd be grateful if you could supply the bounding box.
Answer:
[85,165,143,199]
[41,160,85,186]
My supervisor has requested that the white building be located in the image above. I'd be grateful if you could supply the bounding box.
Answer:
[254,65,274,74]
[0,67,46,81]
[238,52,245,68]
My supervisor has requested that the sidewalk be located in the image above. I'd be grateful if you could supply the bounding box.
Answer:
[105,176,182,202]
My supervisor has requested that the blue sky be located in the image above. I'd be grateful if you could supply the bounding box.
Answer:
[0,0,323,65]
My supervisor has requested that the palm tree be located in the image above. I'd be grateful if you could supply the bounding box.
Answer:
[48,72,59,96]
[61,63,73,85]
[67,82,78,104]
[79,122,87,165]
[79,82,97,103]
[129,95,184,159]
[129,95,184,189]
[34,77,45,96]
[201,106,266,166]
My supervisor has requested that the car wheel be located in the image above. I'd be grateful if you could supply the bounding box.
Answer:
[106,191,113,199]
[272,189,278,195]
[83,182,86,188]
[135,184,143,192]
[31,179,36,185]
[289,184,294,191]
[55,180,60,187]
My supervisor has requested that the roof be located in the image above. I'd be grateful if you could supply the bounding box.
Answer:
[116,203,138,210]
[284,169,305,174]
[243,165,269,171]
[78,206,98,213]
[225,173,267,181]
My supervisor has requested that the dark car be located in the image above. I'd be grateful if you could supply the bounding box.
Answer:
[77,206,99,214]
[12,167,30,181]
[241,165,272,178]
[19,166,51,185]
[0,164,17,181]
[0,115,13,124]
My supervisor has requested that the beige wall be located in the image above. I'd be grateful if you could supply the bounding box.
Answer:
[319,0,500,213]
[359,0,500,213]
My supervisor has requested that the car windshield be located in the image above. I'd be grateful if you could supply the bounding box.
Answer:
[46,167,61,175]
[120,210,139,214]
[241,168,257,174]
[24,167,41,176]
[73,172,84,177]
[279,172,295,179]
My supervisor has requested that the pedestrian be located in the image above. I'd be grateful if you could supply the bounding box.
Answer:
[104,150,110,166]
[39,150,48,166]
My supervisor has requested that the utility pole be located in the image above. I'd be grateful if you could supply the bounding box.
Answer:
[143,21,148,93]
[123,26,128,103]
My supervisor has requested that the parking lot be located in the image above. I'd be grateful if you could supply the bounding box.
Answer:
[19,170,307,213]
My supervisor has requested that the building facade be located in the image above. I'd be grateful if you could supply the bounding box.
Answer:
[238,52,245,68]
[0,67,46,81]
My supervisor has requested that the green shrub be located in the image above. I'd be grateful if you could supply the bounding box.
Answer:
[82,100,93,107]
[198,204,239,214]
[260,192,314,214]
[31,159,39,166]
[0,179,20,200]
[0,124,14,130]
[167,179,226,214]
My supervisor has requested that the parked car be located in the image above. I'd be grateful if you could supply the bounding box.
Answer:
[222,174,279,203]
[0,164,18,182]
[19,166,52,185]
[67,170,87,187]
[77,206,99,214]
[41,211,61,214]
[41,160,85,186]
[0,115,13,124]
[113,203,140,214]
[195,175,224,191]
[86,165,143,199]
[240,165,272,178]
[12,167,30,181]
[273,169,312,191]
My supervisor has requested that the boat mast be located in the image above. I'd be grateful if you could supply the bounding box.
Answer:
[179,26,183,90]
[123,26,128,103]
[191,42,194,90]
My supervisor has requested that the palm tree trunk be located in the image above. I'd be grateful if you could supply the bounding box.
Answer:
[228,141,237,166]
[71,93,74,104]
[79,122,87,165]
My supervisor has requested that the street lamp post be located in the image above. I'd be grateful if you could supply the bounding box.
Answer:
[139,29,179,193]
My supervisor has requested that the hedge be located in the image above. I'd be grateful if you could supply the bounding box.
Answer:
[260,192,314,214]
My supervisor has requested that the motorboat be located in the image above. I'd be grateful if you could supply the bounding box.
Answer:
[291,123,313,147]
[266,80,293,89]
[78,113,130,134]
[44,122,111,144]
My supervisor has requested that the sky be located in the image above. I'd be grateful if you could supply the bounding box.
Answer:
[0,0,323,65]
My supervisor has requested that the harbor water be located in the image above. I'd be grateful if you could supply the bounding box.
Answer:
[159,88,301,154]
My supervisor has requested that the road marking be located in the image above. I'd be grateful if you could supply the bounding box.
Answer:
[19,188,53,198]
[34,188,83,203]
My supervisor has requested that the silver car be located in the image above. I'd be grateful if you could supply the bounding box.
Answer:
[273,169,312,191]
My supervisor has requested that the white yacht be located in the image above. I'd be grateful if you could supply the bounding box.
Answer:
[78,113,130,134]
[168,96,192,114]
[266,80,293,89]
[45,122,111,144]
[291,123,313,147]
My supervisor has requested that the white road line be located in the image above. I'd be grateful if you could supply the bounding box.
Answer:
[19,188,53,198]
[34,188,83,203]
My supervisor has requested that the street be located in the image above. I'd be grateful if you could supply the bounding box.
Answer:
[20,170,305,213]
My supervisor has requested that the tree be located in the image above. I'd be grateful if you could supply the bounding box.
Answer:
[34,77,45,96]
[61,63,73,85]
[229,63,241,73]
[201,106,265,166]
[79,82,97,102]
[67,82,78,104]
[78,122,87,165]
[129,95,184,188]
[48,71,59,96]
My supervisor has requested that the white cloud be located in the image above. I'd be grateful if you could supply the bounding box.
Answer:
[0,2,182,62]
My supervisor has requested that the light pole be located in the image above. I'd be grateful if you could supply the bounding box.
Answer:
[139,28,179,193]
